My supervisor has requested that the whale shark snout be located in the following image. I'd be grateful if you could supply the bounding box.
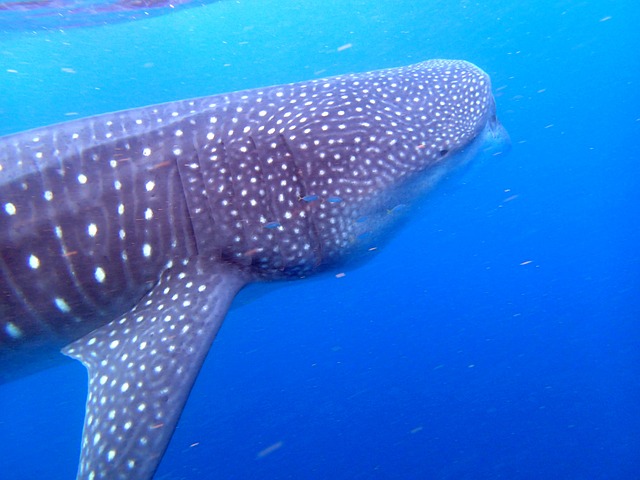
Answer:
[483,95,511,156]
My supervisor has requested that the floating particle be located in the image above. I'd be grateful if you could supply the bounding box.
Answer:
[257,441,283,458]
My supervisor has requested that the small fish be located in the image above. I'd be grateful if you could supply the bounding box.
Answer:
[388,204,408,215]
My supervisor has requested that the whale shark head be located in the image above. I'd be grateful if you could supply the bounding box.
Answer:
[0,59,508,479]
[179,59,510,276]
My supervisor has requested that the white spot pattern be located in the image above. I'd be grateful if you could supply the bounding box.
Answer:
[181,59,496,278]
[0,59,505,478]
[60,259,246,479]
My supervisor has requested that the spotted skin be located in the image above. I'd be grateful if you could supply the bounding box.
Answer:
[0,59,509,479]
[65,258,248,480]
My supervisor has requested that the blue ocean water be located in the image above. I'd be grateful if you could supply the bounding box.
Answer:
[0,0,638,478]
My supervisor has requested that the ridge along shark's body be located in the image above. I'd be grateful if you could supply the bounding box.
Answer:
[0,59,509,479]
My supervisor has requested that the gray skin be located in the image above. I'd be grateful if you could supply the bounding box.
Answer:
[0,59,509,479]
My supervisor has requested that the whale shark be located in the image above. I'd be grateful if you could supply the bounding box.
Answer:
[0,59,509,479]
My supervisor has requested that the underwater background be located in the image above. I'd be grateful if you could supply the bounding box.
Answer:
[0,0,638,478]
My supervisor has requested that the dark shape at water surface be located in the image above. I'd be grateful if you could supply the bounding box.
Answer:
[0,60,508,478]
[0,0,219,29]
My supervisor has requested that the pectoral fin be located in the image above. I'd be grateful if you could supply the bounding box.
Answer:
[62,258,248,480]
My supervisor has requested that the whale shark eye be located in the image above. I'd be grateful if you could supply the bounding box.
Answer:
[439,149,448,157]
